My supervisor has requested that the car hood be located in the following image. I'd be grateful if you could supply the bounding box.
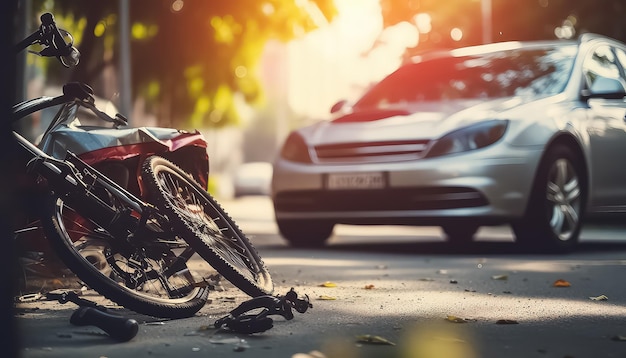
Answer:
[301,96,542,145]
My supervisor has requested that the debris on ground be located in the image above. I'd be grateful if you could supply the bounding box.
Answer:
[319,281,337,288]
[70,306,139,342]
[16,292,45,303]
[214,287,312,334]
[495,319,519,325]
[491,274,508,280]
[553,279,571,287]
[292,350,328,358]
[589,295,608,301]
[445,315,476,323]
[355,334,396,345]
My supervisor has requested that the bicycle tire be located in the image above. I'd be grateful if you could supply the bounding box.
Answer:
[40,194,210,318]
[141,155,273,297]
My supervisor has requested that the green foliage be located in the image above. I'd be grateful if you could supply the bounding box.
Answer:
[130,0,337,127]
[32,0,337,128]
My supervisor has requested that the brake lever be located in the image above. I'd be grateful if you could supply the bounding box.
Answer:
[38,13,80,67]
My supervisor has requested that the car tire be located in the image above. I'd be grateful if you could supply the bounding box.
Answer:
[442,224,479,245]
[512,144,586,253]
[276,219,334,248]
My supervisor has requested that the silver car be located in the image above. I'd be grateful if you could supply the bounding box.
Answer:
[271,34,626,252]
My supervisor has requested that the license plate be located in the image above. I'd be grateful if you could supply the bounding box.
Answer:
[327,172,386,190]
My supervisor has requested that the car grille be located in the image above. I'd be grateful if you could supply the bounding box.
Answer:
[313,140,430,163]
[274,187,488,212]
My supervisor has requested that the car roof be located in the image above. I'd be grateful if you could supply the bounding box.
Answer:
[407,39,579,65]
[407,34,626,65]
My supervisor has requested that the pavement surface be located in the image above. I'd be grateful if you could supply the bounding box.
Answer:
[12,197,626,358]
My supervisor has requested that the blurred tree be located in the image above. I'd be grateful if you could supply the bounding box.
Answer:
[32,0,336,127]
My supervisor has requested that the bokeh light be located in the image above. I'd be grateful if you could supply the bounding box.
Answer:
[171,0,184,12]
[450,27,463,41]
[414,13,432,34]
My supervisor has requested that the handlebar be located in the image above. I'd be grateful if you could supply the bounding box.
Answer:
[13,12,128,127]
[15,12,80,68]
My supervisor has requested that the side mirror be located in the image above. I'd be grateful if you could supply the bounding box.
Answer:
[581,76,626,100]
[330,100,348,114]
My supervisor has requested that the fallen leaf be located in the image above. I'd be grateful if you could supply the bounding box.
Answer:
[449,280,458,284]
[495,319,519,325]
[589,295,608,301]
[292,351,328,358]
[319,281,337,288]
[317,295,337,300]
[553,279,571,287]
[445,315,475,323]
[355,334,396,345]
[364,284,375,290]
[491,274,508,280]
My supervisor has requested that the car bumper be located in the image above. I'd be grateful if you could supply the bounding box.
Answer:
[272,146,543,226]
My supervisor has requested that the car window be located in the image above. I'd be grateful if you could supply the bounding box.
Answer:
[614,48,626,75]
[582,45,626,93]
[353,45,577,110]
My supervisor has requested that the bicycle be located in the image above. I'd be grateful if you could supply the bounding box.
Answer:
[12,13,273,319]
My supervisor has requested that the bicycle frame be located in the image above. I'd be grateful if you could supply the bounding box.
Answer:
[15,127,154,238]
[12,13,209,262]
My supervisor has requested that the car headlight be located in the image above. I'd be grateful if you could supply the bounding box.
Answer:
[425,119,508,158]
[280,132,313,163]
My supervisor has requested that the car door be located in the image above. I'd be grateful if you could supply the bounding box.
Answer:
[585,44,626,211]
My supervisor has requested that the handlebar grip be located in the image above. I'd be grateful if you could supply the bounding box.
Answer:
[41,13,71,55]
[70,307,139,342]
[39,12,80,67]
[40,12,55,26]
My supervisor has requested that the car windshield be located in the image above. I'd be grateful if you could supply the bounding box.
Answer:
[353,44,578,110]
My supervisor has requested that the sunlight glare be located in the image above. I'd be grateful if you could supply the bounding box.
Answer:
[414,13,432,34]
[283,0,420,119]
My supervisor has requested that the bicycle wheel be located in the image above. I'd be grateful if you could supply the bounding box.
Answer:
[141,156,273,297]
[40,194,210,318]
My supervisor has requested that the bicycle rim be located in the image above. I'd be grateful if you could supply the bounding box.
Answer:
[142,156,273,297]
[41,195,210,318]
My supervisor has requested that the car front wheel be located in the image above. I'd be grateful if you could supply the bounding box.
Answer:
[276,219,334,248]
[512,144,586,253]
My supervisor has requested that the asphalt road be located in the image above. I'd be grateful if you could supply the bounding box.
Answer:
[14,196,626,358]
